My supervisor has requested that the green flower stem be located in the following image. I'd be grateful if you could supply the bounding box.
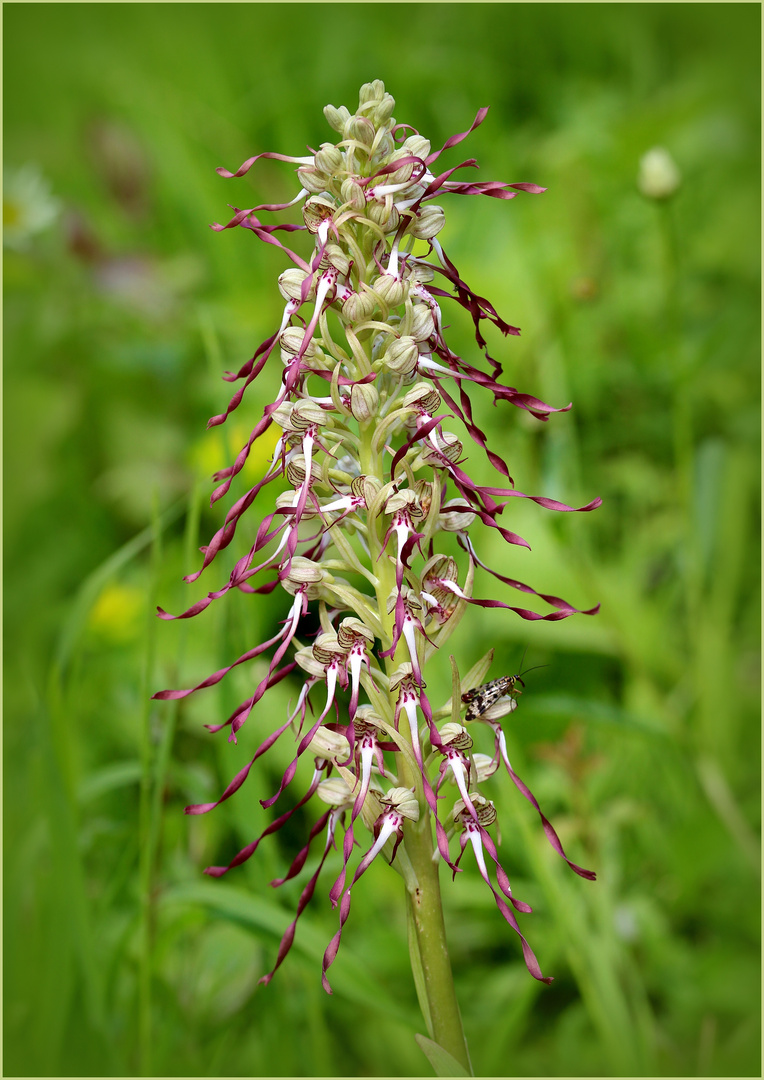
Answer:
[399,758,472,1075]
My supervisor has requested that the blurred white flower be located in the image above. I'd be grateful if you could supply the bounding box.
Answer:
[638,147,681,200]
[3,164,60,249]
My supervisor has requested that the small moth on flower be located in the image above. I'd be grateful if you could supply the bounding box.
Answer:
[461,661,547,721]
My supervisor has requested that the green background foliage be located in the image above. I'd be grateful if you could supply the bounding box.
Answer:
[4,4,760,1076]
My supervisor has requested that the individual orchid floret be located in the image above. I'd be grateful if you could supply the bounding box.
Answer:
[322,785,419,994]
[437,722,481,821]
[452,795,552,985]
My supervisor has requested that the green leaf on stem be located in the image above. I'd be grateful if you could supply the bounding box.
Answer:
[415,1034,471,1077]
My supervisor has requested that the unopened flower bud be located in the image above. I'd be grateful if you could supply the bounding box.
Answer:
[341,288,377,323]
[278,267,315,302]
[350,381,379,422]
[297,165,330,195]
[373,273,408,309]
[380,334,418,375]
[410,205,445,240]
[347,115,375,147]
[359,79,386,106]
[409,303,436,342]
[438,499,476,532]
[638,147,681,200]
[386,148,416,186]
[367,196,400,232]
[402,134,431,160]
[316,776,355,807]
[372,94,396,126]
[380,786,419,822]
[336,178,364,214]
[324,104,351,134]
[308,726,351,761]
[314,142,343,176]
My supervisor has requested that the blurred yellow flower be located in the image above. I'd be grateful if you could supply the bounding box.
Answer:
[88,582,144,642]
[188,419,281,482]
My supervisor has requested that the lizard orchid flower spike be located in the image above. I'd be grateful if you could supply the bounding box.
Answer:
[154,80,601,1073]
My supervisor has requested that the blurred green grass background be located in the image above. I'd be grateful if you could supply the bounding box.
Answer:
[4,4,760,1076]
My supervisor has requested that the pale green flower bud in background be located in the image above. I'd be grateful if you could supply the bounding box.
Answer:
[638,147,681,200]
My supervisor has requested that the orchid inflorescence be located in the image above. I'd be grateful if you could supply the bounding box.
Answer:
[155,80,600,993]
